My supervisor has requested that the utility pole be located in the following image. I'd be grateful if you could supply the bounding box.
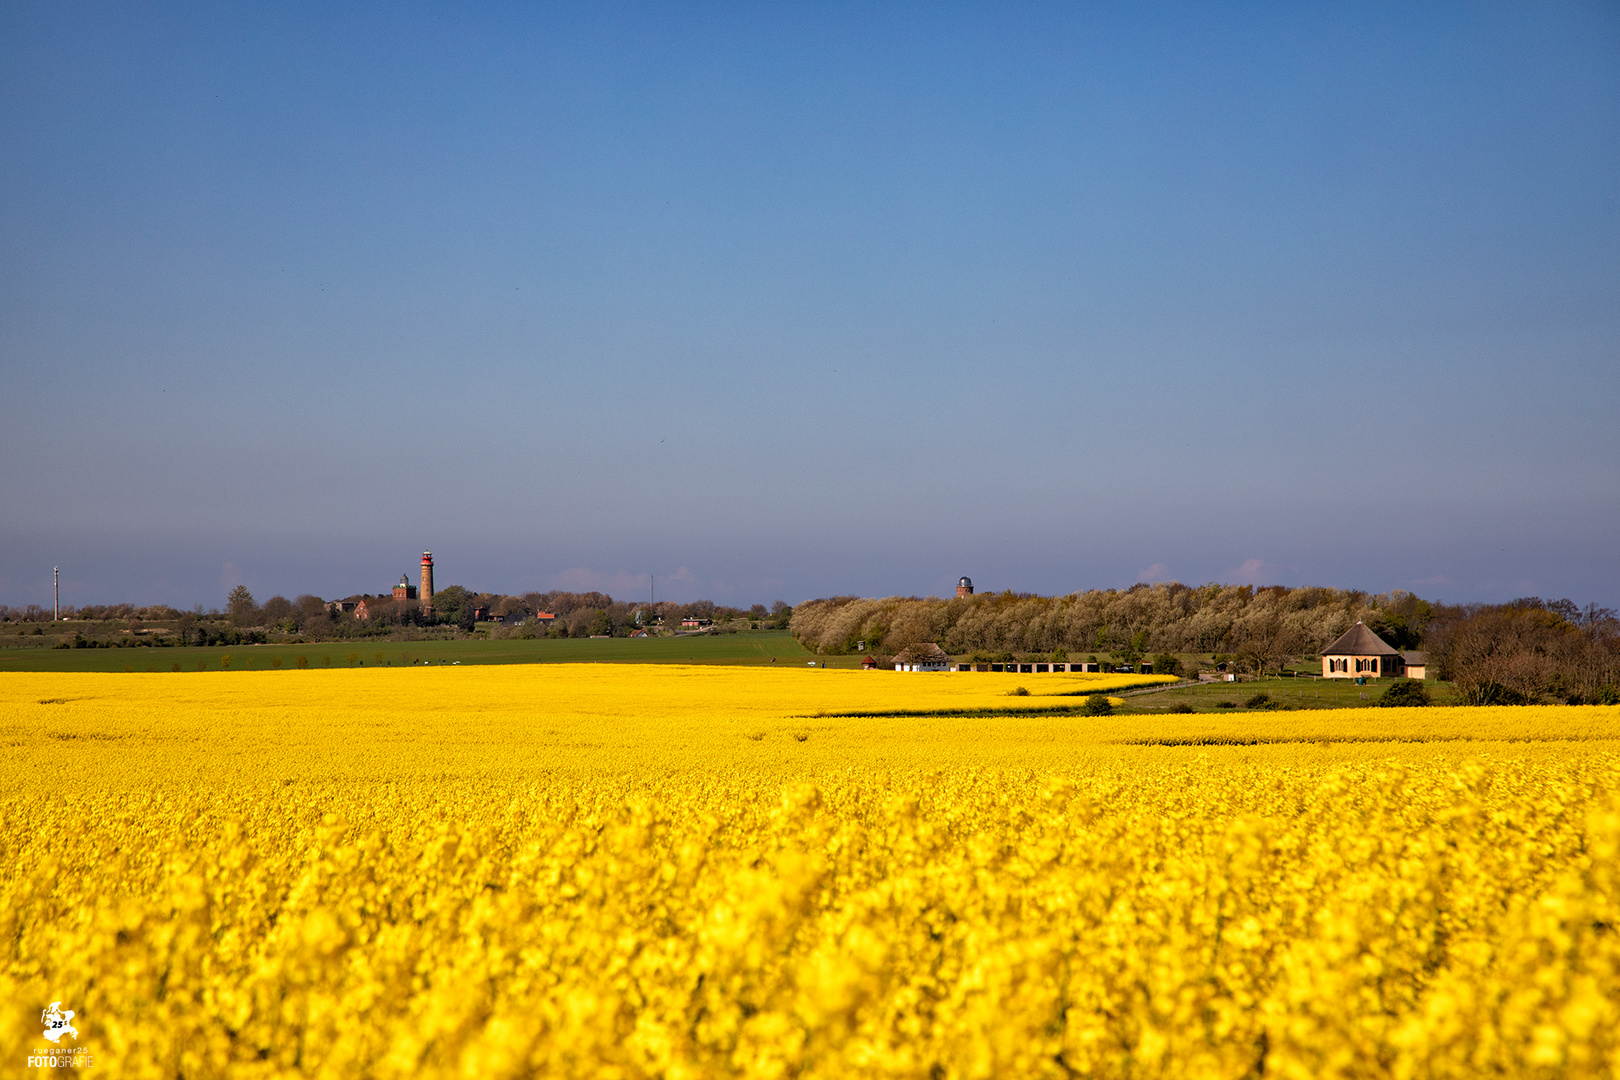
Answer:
[54,567,59,620]
[651,573,655,606]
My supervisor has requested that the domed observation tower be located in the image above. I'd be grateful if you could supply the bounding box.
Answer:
[956,576,974,598]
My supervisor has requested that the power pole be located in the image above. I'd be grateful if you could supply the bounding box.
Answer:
[54,567,59,621]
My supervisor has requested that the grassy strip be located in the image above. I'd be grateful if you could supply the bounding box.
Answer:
[0,630,817,672]
[1052,681,1185,697]
[802,705,1100,719]
[1120,733,1616,747]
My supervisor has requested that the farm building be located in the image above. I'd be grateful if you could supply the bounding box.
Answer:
[1321,621,1411,678]
[951,660,1100,673]
[894,643,952,672]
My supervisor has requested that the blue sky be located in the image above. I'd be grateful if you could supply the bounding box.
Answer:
[3,2,1617,610]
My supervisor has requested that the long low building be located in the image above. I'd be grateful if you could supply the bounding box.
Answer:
[952,661,1105,673]
[889,641,1129,674]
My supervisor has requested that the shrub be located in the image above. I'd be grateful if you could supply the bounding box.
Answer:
[1080,694,1113,716]
[1007,686,1030,697]
[1216,700,1236,709]
[1244,693,1271,708]
[1459,681,1533,706]
[1378,679,1433,707]
[1169,703,1195,714]
[295,656,309,670]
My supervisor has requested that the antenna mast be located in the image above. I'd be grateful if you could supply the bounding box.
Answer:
[54,567,59,621]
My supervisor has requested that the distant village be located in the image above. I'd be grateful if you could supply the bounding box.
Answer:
[1,550,793,649]
[312,554,792,638]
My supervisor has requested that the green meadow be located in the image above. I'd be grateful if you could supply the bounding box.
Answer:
[0,629,831,673]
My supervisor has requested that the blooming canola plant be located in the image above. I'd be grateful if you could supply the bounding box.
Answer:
[1,666,1617,1077]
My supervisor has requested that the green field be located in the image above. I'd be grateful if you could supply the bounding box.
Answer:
[0,630,827,673]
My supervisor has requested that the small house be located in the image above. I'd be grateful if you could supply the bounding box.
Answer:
[1321,622,1405,678]
[861,655,878,670]
[893,643,951,672]
[1402,651,1428,679]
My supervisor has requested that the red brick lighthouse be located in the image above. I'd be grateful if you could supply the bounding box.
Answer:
[420,552,435,617]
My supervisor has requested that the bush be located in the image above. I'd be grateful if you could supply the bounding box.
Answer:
[1378,679,1433,707]
[1216,700,1236,709]
[1244,693,1271,708]
[1169,703,1195,714]
[1007,686,1030,697]
[1459,681,1533,706]
[1080,694,1113,716]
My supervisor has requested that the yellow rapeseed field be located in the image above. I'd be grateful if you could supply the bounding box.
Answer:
[2,666,1618,1078]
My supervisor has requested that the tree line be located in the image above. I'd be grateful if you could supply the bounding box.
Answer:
[222,587,792,641]
[0,603,187,622]
[3,592,794,646]
[789,584,1620,703]
[1427,597,1619,705]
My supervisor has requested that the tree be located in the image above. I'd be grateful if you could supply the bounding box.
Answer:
[1231,610,1305,677]
[227,585,258,627]
[769,601,793,630]
[490,595,533,623]
[1378,680,1432,707]
[429,585,473,626]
